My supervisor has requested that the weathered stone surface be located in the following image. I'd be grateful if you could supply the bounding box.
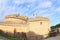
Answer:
[0,14,50,38]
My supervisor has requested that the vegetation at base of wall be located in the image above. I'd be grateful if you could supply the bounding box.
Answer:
[6,37,22,40]
[3,36,22,40]
[4,36,22,40]
[0,30,22,40]
[0,30,45,40]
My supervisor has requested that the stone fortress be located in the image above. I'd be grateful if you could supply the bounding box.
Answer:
[0,14,50,38]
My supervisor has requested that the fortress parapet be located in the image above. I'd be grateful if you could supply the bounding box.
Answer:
[4,14,28,24]
[28,16,49,22]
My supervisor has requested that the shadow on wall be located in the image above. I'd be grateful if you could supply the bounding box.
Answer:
[26,31,44,40]
[0,29,44,40]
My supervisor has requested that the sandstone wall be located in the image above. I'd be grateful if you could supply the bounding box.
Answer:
[0,25,28,33]
[4,18,27,24]
[28,20,50,37]
[0,15,50,38]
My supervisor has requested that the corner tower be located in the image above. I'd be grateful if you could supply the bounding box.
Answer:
[28,16,50,37]
[4,14,28,24]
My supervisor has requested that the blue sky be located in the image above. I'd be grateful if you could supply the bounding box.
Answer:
[0,0,60,26]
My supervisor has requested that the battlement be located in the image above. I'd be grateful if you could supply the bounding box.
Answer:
[5,14,49,23]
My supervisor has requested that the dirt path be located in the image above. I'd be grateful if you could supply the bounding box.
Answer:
[45,35,60,40]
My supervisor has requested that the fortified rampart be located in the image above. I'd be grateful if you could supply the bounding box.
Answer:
[0,14,50,38]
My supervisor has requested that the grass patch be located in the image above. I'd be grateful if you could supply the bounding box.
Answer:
[0,34,22,40]
[0,30,22,40]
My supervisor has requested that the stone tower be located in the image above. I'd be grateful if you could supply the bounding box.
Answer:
[27,16,50,38]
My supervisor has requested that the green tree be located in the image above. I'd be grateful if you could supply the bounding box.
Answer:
[51,26,56,29]
[51,23,60,29]
[55,24,60,28]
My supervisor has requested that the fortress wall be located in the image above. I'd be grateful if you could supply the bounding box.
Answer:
[28,20,50,37]
[4,18,27,24]
[0,14,50,38]
[0,25,28,33]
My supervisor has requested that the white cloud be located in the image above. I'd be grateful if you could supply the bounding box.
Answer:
[0,0,6,3]
[38,1,52,8]
[38,10,48,14]
[0,0,8,4]
[26,0,36,3]
[41,13,54,17]
[14,0,36,4]
[14,0,26,4]
[54,7,60,12]
[0,0,53,18]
